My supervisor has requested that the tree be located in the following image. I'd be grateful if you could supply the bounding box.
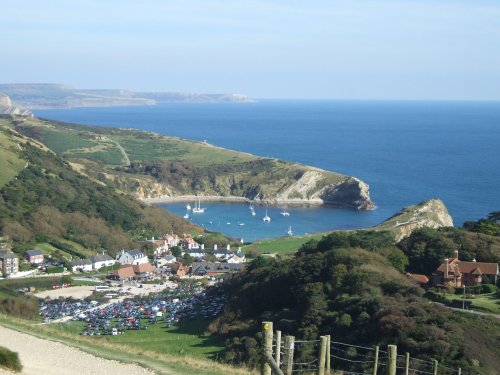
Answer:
[171,246,182,257]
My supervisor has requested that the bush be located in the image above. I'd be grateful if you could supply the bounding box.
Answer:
[0,346,22,372]
[0,296,38,319]
[481,284,496,293]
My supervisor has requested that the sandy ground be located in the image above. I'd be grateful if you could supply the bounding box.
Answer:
[35,286,96,299]
[0,326,153,375]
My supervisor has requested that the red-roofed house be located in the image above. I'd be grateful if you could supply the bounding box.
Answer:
[406,273,429,286]
[432,250,499,287]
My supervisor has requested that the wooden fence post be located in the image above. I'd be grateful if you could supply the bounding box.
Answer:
[318,336,328,375]
[386,345,397,375]
[275,330,282,371]
[262,321,273,375]
[284,336,295,375]
[433,359,438,375]
[372,346,379,375]
[325,335,331,374]
[404,352,409,375]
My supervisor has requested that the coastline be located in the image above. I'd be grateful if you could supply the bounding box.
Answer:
[140,195,358,208]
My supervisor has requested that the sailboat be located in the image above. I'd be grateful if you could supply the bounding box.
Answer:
[287,226,293,236]
[280,208,290,217]
[250,203,256,216]
[263,208,271,222]
[192,200,205,213]
[186,203,192,211]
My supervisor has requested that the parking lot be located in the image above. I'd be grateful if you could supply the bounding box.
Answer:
[38,281,226,336]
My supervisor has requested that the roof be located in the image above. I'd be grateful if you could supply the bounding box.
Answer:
[406,273,429,285]
[191,262,244,274]
[126,249,145,257]
[91,253,113,263]
[0,251,17,259]
[133,263,155,274]
[26,249,43,257]
[114,265,136,279]
[165,255,176,261]
[436,260,498,276]
[71,258,92,267]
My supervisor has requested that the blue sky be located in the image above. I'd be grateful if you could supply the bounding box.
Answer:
[1,0,499,99]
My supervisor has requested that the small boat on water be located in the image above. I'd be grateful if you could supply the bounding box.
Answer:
[263,208,271,222]
[287,226,293,236]
[239,223,245,226]
[183,213,189,219]
[280,208,290,217]
[186,204,191,211]
[192,200,205,213]
[249,203,256,216]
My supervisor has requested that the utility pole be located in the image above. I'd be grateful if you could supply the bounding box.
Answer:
[462,285,466,310]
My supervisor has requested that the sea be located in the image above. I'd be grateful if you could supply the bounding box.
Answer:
[35,100,500,241]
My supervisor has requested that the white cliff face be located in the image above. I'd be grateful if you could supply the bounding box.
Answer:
[376,198,454,242]
[0,93,33,116]
[316,177,374,210]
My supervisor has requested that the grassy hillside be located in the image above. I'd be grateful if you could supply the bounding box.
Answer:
[0,117,27,188]
[11,116,373,208]
[0,117,200,257]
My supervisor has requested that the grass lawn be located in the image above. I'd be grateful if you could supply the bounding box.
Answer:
[57,318,224,360]
[243,233,325,255]
[444,292,500,314]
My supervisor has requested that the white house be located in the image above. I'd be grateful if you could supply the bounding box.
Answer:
[71,258,93,272]
[91,253,116,270]
[228,252,246,264]
[155,255,177,268]
[116,249,149,265]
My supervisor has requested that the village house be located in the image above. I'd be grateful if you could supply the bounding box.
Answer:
[25,249,44,264]
[432,250,499,287]
[227,252,246,264]
[155,255,177,268]
[116,249,149,265]
[191,261,245,277]
[169,263,189,276]
[184,244,243,262]
[113,263,156,281]
[179,236,200,250]
[405,273,429,287]
[0,249,18,277]
[71,258,93,273]
[91,252,116,270]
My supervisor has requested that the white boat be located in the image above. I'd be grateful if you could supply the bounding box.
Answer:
[287,226,293,236]
[186,204,192,211]
[263,208,271,222]
[183,213,189,219]
[280,208,290,217]
[239,223,245,226]
[192,200,205,213]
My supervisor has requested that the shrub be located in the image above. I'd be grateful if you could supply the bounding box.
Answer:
[0,346,22,372]
[481,284,497,294]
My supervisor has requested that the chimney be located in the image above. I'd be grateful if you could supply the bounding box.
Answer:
[454,250,459,260]
[227,244,230,251]
[213,244,218,251]
[444,258,449,277]
[201,244,205,250]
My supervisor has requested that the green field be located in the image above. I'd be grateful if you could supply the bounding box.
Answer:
[243,233,324,255]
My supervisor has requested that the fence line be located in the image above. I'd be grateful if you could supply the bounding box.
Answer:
[260,321,467,375]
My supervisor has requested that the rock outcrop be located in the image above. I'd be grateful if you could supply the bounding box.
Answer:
[374,198,453,242]
[0,93,33,116]
[316,177,374,210]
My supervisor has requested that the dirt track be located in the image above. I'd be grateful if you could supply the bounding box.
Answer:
[0,326,154,375]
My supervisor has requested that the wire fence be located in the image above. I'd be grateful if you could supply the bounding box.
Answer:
[262,322,475,375]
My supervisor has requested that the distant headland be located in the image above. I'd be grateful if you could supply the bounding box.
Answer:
[0,83,255,110]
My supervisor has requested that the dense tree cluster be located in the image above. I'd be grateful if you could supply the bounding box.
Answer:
[210,231,499,374]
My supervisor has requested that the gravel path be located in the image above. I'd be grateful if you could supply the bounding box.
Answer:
[0,326,154,375]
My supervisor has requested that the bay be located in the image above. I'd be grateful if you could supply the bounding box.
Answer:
[35,100,500,239]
